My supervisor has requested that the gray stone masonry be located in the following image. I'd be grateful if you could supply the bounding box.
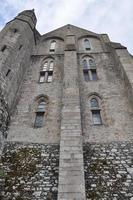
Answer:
[58,50,86,200]
[0,142,59,200]
[84,142,133,199]
[1,9,133,200]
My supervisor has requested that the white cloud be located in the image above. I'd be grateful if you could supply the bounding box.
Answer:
[0,0,133,53]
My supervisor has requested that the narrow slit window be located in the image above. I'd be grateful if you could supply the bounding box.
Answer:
[6,69,11,77]
[19,45,23,50]
[1,45,7,52]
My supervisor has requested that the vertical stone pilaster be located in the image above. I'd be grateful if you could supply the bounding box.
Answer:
[58,49,86,199]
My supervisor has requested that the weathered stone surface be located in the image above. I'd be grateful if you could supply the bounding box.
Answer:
[0,142,59,200]
[84,142,133,199]
[0,9,133,200]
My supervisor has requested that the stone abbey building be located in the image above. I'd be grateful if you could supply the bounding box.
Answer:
[0,9,133,200]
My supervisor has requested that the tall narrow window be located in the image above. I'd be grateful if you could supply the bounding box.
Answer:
[50,40,56,52]
[49,61,54,71]
[43,62,48,71]
[34,101,46,128]
[82,57,97,81]
[90,97,102,125]
[84,70,89,82]
[39,73,45,83]
[91,69,97,80]
[89,58,97,81]
[89,58,95,67]
[84,39,91,50]
[39,60,54,83]
[83,59,89,81]
[83,60,88,70]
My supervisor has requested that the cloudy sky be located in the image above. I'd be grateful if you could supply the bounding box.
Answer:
[0,0,133,53]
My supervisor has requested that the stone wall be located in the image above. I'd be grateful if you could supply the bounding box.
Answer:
[0,142,59,200]
[0,13,36,110]
[84,142,133,199]
[78,52,133,143]
[7,54,63,144]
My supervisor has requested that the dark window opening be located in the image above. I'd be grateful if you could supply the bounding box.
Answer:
[6,69,11,77]
[34,101,46,128]
[1,45,7,52]
[13,28,18,33]
[83,70,89,82]
[92,110,102,125]
[19,45,23,50]
[90,69,97,80]
[39,72,45,83]
[34,112,44,128]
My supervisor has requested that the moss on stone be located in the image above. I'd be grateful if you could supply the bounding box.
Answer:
[89,159,108,173]
[2,147,41,199]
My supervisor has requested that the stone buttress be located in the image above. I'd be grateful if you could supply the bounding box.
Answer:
[58,34,86,199]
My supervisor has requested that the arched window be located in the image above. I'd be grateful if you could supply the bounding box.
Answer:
[43,62,48,71]
[90,97,102,125]
[49,61,54,71]
[83,60,88,70]
[34,101,46,128]
[83,59,89,82]
[82,57,97,81]
[91,98,98,108]
[39,60,54,83]
[50,40,56,52]
[84,39,91,50]
[89,58,95,67]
